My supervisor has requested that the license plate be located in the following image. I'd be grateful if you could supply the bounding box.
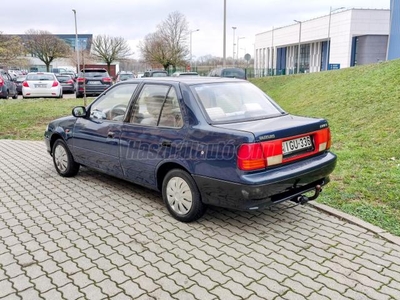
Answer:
[282,136,312,155]
[87,81,101,85]
[35,84,47,88]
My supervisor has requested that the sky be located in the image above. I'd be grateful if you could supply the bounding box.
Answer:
[2,0,390,61]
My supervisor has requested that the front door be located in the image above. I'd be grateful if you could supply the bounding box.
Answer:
[72,83,138,177]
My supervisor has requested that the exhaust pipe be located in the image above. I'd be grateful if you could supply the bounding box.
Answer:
[292,185,322,205]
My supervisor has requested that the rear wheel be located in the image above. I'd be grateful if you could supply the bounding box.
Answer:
[162,169,206,222]
[52,139,80,177]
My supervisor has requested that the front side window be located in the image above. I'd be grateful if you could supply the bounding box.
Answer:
[130,84,183,128]
[90,83,138,121]
[191,82,284,123]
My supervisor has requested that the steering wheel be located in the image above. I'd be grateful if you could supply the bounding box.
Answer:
[109,104,127,120]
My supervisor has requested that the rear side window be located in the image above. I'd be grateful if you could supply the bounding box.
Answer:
[130,84,182,127]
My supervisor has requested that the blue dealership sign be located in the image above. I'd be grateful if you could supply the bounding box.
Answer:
[328,64,340,70]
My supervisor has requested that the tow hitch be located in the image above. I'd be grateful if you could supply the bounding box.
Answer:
[292,185,322,205]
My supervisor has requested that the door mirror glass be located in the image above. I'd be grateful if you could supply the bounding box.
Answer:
[72,106,87,117]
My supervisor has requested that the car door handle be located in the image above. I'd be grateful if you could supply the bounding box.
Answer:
[107,131,115,138]
[161,140,171,147]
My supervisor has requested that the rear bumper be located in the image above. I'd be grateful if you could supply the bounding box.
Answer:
[77,84,110,95]
[193,151,337,210]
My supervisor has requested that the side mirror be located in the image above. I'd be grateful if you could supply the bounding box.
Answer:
[72,106,87,117]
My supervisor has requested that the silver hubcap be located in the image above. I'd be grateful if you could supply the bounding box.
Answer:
[166,177,193,215]
[54,144,68,172]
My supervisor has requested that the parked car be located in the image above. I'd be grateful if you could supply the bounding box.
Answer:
[0,69,18,99]
[60,71,77,81]
[208,67,247,80]
[56,74,75,94]
[44,77,337,222]
[14,76,26,95]
[22,72,63,99]
[143,70,168,77]
[171,71,199,77]
[51,68,67,74]
[116,71,134,82]
[76,68,112,98]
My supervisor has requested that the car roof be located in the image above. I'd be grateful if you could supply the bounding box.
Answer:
[118,76,245,86]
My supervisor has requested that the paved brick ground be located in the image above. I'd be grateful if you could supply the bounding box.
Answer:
[0,140,399,300]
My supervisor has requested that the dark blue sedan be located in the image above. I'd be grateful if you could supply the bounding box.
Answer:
[44,77,337,222]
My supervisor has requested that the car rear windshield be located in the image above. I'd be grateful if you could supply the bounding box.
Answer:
[26,74,55,81]
[152,72,167,77]
[191,82,284,123]
[81,70,108,77]
[120,74,133,80]
[221,68,245,79]
[56,76,71,82]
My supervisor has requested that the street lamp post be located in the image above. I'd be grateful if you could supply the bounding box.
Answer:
[72,9,80,74]
[326,7,345,71]
[189,29,199,70]
[223,0,227,67]
[232,27,237,67]
[294,20,302,74]
[237,36,245,66]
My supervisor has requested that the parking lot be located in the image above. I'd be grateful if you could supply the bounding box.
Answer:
[1,139,400,299]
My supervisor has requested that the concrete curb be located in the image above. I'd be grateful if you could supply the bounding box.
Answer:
[308,202,400,246]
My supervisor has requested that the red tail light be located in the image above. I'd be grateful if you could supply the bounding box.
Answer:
[77,77,85,83]
[237,128,332,171]
[313,128,331,151]
[52,81,59,87]
[66,80,74,84]
[102,77,112,83]
[237,143,266,171]
[0,78,4,86]
[22,81,29,87]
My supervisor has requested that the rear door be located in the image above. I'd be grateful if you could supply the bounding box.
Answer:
[120,83,187,187]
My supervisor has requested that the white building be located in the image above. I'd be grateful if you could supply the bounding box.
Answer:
[254,9,390,76]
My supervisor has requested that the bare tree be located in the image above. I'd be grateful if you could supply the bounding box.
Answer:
[0,33,25,67]
[24,29,71,71]
[139,11,189,70]
[91,35,132,74]
[140,32,171,70]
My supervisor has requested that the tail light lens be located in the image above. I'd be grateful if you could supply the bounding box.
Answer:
[102,77,112,83]
[22,81,29,87]
[77,77,85,83]
[66,80,74,84]
[52,81,59,87]
[237,143,266,171]
[237,128,332,171]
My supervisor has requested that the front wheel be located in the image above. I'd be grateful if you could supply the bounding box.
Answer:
[52,139,80,177]
[162,169,206,222]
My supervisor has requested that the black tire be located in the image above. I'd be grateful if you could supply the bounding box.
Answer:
[52,139,80,177]
[12,92,18,99]
[76,93,83,98]
[59,92,63,99]
[162,169,206,222]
